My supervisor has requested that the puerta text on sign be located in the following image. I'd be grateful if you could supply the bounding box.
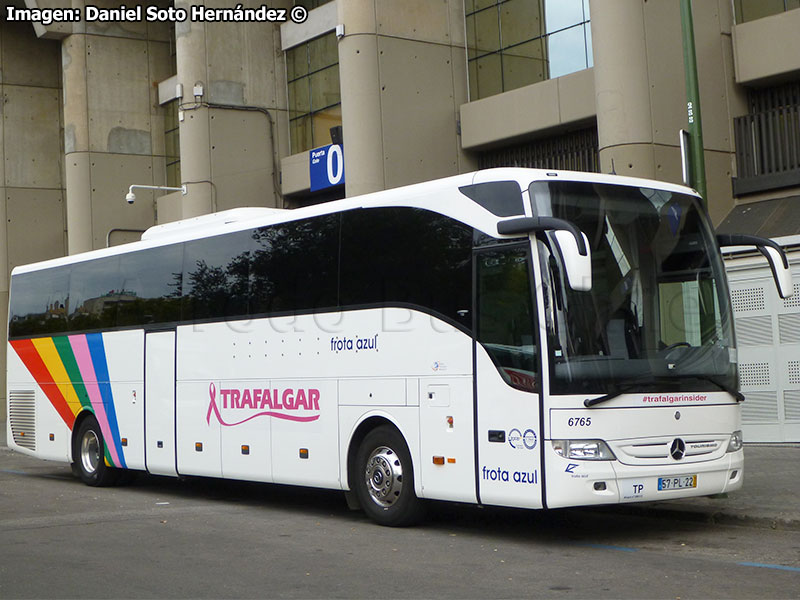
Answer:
[310,144,345,192]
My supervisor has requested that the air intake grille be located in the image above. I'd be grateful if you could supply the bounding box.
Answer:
[739,362,772,388]
[731,287,765,312]
[9,390,36,450]
[783,284,800,308]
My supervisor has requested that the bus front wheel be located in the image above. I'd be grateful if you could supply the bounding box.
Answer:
[72,415,118,487]
[354,426,425,526]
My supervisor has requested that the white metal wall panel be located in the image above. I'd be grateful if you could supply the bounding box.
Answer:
[725,244,800,442]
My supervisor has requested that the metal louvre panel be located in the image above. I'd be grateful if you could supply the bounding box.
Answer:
[742,391,779,423]
[9,390,36,450]
[736,315,773,346]
[778,313,800,344]
[785,390,800,422]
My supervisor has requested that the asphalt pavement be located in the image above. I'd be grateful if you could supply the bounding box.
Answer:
[617,444,800,531]
[1,424,797,529]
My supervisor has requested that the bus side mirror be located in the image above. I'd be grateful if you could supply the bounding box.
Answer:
[717,233,793,299]
[497,216,592,292]
[553,230,592,292]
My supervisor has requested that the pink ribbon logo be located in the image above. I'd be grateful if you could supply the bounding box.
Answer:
[206,382,320,426]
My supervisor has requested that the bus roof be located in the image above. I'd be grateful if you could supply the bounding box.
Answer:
[11,168,700,276]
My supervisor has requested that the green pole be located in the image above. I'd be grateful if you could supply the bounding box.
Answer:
[680,0,707,208]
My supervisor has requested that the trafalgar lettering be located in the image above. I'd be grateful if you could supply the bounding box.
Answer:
[206,382,321,426]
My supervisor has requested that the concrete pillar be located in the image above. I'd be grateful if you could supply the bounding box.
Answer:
[174,1,214,217]
[337,0,385,196]
[591,0,656,179]
[62,32,94,254]
[62,0,174,250]
[337,0,471,196]
[172,0,290,219]
[591,0,743,223]
[1,19,65,424]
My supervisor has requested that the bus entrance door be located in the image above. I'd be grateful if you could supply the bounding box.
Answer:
[144,331,177,476]
[474,244,544,509]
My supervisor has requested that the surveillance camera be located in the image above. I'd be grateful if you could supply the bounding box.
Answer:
[125,192,136,204]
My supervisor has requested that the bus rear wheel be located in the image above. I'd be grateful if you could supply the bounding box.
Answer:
[73,415,118,487]
[355,426,425,526]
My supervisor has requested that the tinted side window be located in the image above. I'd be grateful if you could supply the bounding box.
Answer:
[458,181,523,216]
[250,215,340,315]
[182,230,253,321]
[9,266,71,337]
[68,256,122,332]
[340,207,472,326]
[10,244,184,337]
[117,244,183,326]
[476,245,539,392]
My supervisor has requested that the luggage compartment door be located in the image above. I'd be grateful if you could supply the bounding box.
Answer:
[145,331,177,476]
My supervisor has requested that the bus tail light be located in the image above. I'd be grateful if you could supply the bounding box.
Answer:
[552,439,615,461]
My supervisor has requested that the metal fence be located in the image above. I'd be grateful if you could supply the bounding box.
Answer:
[479,127,599,173]
[733,82,800,196]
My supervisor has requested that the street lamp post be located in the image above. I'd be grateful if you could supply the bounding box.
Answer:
[680,0,708,208]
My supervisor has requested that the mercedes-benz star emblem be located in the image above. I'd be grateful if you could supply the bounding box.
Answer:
[670,438,686,460]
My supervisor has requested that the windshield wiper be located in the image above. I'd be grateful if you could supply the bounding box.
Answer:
[680,374,745,402]
[584,374,744,408]
[584,380,653,408]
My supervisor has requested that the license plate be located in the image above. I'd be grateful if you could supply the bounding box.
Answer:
[658,475,697,491]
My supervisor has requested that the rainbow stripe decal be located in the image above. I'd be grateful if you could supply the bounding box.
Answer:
[10,333,127,468]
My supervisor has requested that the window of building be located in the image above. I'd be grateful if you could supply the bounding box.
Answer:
[295,0,334,8]
[733,0,799,24]
[286,31,342,153]
[164,22,180,187]
[478,127,599,173]
[732,82,800,196]
[164,99,181,188]
[465,0,592,101]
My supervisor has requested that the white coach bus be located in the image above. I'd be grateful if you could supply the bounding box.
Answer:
[6,168,792,526]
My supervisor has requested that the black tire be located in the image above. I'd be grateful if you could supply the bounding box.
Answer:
[72,415,119,487]
[354,425,426,526]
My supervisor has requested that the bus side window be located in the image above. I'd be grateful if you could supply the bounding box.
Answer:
[118,245,183,326]
[476,245,539,393]
[182,230,254,321]
[68,256,122,331]
[250,215,340,315]
[9,267,71,337]
[339,207,472,327]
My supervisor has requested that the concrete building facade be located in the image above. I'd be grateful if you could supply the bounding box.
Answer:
[2,0,800,437]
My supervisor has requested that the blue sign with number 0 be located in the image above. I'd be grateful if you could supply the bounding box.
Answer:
[310,144,345,192]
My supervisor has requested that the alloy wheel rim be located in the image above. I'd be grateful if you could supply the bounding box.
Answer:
[364,446,403,508]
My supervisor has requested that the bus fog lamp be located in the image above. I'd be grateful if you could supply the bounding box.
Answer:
[727,430,743,452]
[552,439,615,460]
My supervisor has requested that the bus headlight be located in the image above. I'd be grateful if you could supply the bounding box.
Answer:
[727,430,743,452]
[552,439,616,461]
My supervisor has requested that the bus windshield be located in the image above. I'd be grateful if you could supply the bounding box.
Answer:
[532,180,736,396]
